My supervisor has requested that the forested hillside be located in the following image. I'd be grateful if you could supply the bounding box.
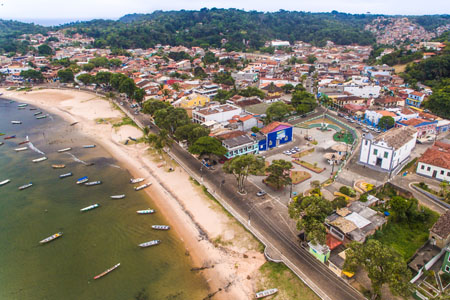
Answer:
[63,9,378,50]
[0,20,47,53]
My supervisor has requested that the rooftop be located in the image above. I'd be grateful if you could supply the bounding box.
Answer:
[260,121,292,135]
[430,210,450,239]
[418,141,450,169]
[222,134,256,149]
[373,126,417,150]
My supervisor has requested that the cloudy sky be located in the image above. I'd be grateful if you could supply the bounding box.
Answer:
[1,0,449,25]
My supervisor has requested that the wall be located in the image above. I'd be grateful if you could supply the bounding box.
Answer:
[417,162,450,182]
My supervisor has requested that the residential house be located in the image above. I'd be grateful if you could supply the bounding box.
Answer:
[343,85,381,98]
[228,115,262,132]
[194,84,219,98]
[396,118,437,138]
[221,133,259,159]
[359,126,418,172]
[416,141,450,182]
[436,119,450,134]
[308,242,330,263]
[192,104,242,125]
[406,91,426,107]
[364,110,399,126]
[261,83,283,98]
[442,246,450,274]
[172,93,210,117]
[374,96,404,108]
[258,122,293,151]
[430,210,450,249]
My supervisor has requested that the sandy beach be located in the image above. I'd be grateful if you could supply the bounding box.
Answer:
[1,88,266,299]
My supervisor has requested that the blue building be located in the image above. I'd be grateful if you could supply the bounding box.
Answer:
[258,122,293,151]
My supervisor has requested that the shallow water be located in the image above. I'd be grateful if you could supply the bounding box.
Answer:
[0,99,208,300]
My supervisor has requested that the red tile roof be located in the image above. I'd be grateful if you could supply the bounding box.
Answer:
[260,122,291,134]
[418,142,450,169]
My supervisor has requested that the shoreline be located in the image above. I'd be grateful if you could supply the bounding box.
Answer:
[1,88,266,300]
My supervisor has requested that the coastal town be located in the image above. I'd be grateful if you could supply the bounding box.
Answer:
[1,12,450,300]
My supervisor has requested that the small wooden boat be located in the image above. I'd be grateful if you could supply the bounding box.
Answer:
[17,104,28,108]
[76,176,88,184]
[32,157,47,163]
[11,121,22,124]
[0,179,11,186]
[130,178,144,184]
[14,147,28,152]
[4,135,16,140]
[36,115,47,119]
[93,263,120,280]
[18,182,33,190]
[18,140,29,145]
[255,288,278,299]
[85,162,95,166]
[134,182,151,191]
[59,172,73,179]
[0,133,5,136]
[52,164,65,169]
[29,108,37,111]
[0,142,3,146]
[83,145,96,148]
[139,240,161,248]
[18,107,26,110]
[85,181,102,186]
[34,111,42,116]
[152,225,170,230]
[70,122,78,126]
[39,232,63,244]
[80,203,99,212]
[57,147,72,153]
[110,194,125,199]
[137,209,155,214]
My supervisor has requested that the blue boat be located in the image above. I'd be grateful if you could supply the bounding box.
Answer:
[76,176,88,184]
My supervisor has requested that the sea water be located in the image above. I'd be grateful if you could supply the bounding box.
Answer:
[0,99,208,299]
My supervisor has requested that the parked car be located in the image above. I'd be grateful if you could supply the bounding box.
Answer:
[338,113,344,117]
[256,190,267,197]
[301,114,307,118]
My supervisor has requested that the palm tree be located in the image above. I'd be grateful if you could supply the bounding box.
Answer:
[145,129,172,153]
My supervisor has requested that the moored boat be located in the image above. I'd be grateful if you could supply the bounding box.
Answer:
[110,194,125,199]
[29,108,37,111]
[18,140,29,145]
[76,176,88,184]
[93,263,120,280]
[32,157,47,163]
[136,209,155,214]
[83,144,96,148]
[39,232,63,244]
[18,182,33,190]
[59,172,73,179]
[85,181,102,186]
[0,133,5,136]
[80,203,100,212]
[139,240,161,248]
[151,225,170,230]
[134,182,151,191]
[52,164,65,169]
[57,147,72,153]
[4,135,15,140]
[11,121,22,124]
[34,111,42,116]
[0,179,11,186]
[36,115,47,119]
[17,104,28,108]
[255,288,278,299]
[14,147,28,151]
[70,122,78,126]
[130,178,144,184]
[0,142,3,146]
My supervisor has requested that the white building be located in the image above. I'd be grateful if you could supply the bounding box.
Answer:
[359,126,417,172]
[192,104,242,125]
[271,40,290,47]
[416,141,450,182]
[344,85,381,98]
[364,110,400,126]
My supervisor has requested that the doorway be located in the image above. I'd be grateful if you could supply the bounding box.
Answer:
[376,157,382,167]
[432,170,437,178]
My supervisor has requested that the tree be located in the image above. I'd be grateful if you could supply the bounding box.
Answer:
[202,51,217,64]
[266,101,293,122]
[77,73,93,85]
[110,73,128,90]
[194,66,207,79]
[425,79,450,118]
[265,159,292,189]
[378,116,395,130]
[89,56,110,68]
[294,83,306,92]
[291,90,317,114]
[133,88,145,103]
[82,63,95,72]
[189,136,227,159]
[223,154,265,194]
[153,107,190,133]
[109,58,122,68]
[213,71,235,86]
[38,44,52,56]
[118,77,136,98]
[57,68,74,83]
[145,129,172,153]
[307,55,317,64]
[238,87,265,99]
[142,99,171,116]
[20,69,44,83]
[174,123,210,145]
[94,71,112,87]
[288,195,333,245]
[344,240,412,298]
[281,84,294,94]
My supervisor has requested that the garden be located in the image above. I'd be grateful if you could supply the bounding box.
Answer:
[333,130,354,144]
[293,160,325,173]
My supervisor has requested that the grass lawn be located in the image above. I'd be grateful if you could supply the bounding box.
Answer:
[290,171,311,184]
[292,148,314,159]
[256,262,319,300]
[293,160,324,173]
[373,209,439,260]
[333,132,354,144]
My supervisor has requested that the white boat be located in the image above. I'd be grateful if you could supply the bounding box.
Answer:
[11,121,22,124]
[110,194,125,199]
[134,182,151,191]
[85,181,102,186]
[36,115,47,119]
[130,178,144,184]
[136,209,155,214]
[18,182,33,190]
[0,142,3,146]
[59,172,73,179]
[255,288,278,299]
[83,145,96,148]
[57,147,72,153]
[32,157,47,163]
[76,176,88,184]
[34,111,42,116]
[17,104,28,108]
[14,147,28,151]
[80,203,100,212]
[39,232,63,244]
[152,225,170,230]
[0,179,11,186]
[139,240,161,248]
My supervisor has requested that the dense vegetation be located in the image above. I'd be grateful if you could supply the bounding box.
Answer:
[0,20,47,53]
[409,15,450,31]
[62,9,377,50]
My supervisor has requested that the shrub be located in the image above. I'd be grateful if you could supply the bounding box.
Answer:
[339,186,356,197]
[332,196,348,209]
[360,193,368,202]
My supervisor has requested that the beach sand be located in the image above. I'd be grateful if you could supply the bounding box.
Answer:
[1,88,266,299]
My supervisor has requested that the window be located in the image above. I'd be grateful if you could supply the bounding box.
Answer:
[421,165,425,170]
[427,167,431,171]
[373,149,378,155]
[441,170,445,175]
[446,266,450,273]
[384,152,388,158]
[365,140,368,146]
[448,172,450,176]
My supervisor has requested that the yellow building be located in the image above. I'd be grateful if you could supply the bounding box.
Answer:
[173,93,210,117]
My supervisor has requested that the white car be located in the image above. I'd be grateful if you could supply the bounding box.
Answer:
[285,151,292,155]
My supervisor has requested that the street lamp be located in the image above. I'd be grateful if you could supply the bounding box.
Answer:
[330,153,336,175]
